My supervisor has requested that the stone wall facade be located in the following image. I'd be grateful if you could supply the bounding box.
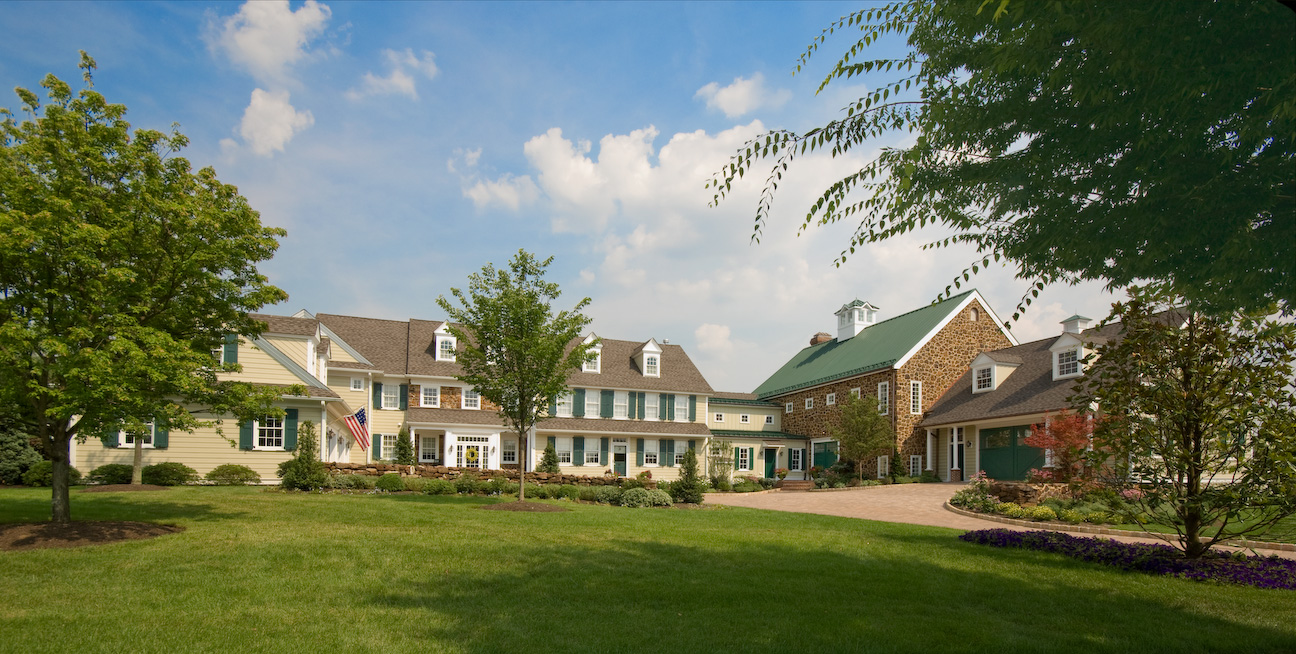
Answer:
[409,384,500,412]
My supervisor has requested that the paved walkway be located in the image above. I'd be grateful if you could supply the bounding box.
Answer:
[705,484,1296,559]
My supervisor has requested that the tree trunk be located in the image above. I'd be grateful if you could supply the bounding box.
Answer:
[131,432,144,484]
[517,429,527,502]
[50,434,72,525]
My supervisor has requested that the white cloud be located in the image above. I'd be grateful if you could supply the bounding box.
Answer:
[463,174,541,211]
[346,48,439,100]
[237,88,315,156]
[695,72,792,118]
[210,0,331,86]
[694,324,734,356]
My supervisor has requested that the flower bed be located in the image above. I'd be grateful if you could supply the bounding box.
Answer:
[960,529,1296,590]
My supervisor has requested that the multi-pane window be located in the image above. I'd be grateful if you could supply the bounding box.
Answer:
[383,384,399,410]
[714,413,725,423]
[909,455,922,477]
[419,435,438,462]
[351,377,364,391]
[877,382,890,415]
[1058,349,1080,376]
[740,414,750,424]
[850,388,861,399]
[422,385,440,407]
[258,416,284,449]
[789,448,803,471]
[614,391,629,419]
[644,355,659,376]
[557,437,573,464]
[785,402,793,414]
[438,338,456,361]
[502,439,517,463]
[737,448,750,471]
[555,392,573,417]
[585,391,600,418]
[975,367,993,391]
[877,455,890,479]
[644,439,658,465]
[826,393,836,406]
[463,389,480,410]
[120,422,155,448]
[585,444,600,465]
[645,394,659,421]
[910,380,922,414]
[583,352,600,372]
[673,441,686,466]
[675,395,688,421]
[765,415,774,425]
[805,397,814,410]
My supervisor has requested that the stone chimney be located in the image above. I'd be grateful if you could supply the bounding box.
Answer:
[1060,314,1092,334]
[810,332,833,346]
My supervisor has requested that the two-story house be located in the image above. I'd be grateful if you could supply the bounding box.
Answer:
[705,392,809,481]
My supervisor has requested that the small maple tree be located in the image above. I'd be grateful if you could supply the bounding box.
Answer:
[1024,410,1092,486]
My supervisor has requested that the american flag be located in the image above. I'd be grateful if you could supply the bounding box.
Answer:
[343,408,370,449]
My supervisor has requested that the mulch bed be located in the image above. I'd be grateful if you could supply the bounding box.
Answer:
[478,501,569,512]
[81,484,170,493]
[0,521,184,551]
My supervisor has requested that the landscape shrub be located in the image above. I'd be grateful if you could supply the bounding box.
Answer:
[1085,511,1113,525]
[455,474,482,495]
[997,502,1027,519]
[1029,505,1058,521]
[393,427,415,466]
[620,487,653,508]
[278,421,328,490]
[205,464,261,486]
[949,471,1000,513]
[330,473,376,490]
[712,478,731,492]
[758,478,777,490]
[422,478,456,495]
[141,462,198,486]
[22,461,81,487]
[537,444,560,474]
[375,473,404,492]
[522,483,544,498]
[732,481,763,493]
[918,470,942,483]
[620,477,646,490]
[593,485,622,505]
[648,489,673,507]
[1058,509,1086,524]
[402,477,429,492]
[578,486,599,502]
[558,484,581,501]
[0,428,43,485]
[481,477,506,495]
[89,463,134,485]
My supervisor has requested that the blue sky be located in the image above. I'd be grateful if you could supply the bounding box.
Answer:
[2,1,1117,392]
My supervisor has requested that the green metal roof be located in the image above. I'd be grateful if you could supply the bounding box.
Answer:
[753,291,975,400]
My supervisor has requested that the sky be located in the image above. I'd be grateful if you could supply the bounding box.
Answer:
[1,1,1120,393]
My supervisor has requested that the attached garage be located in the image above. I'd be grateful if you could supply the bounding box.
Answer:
[978,425,1045,481]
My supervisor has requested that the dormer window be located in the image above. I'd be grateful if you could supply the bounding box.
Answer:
[582,333,603,372]
[1055,348,1082,379]
[974,366,993,392]
[1049,332,1086,381]
[584,351,600,373]
[633,339,662,378]
[644,355,659,376]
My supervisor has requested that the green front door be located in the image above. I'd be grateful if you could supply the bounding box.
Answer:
[764,449,778,478]
[979,426,1045,480]
[613,444,627,477]
[812,441,838,468]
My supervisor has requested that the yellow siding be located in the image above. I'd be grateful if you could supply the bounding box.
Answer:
[532,435,706,482]
[76,403,327,482]
[328,342,360,365]
[707,406,781,432]
[221,341,303,386]
[264,336,309,371]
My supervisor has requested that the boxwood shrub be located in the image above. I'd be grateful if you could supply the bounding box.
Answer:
[204,464,261,486]
[141,462,198,486]
[89,463,134,485]
[620,487,653,508]
[648,488,673,507]
[422,478,456,495]
[593,486,622,505]
[22,461,81,487]
[375,473,404,492]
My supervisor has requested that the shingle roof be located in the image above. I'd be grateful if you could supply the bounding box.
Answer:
[406,318,463,377]
[250,313,318,337]
[754,291,975,399]
[316,314,412,374]
[405,407,508,427]
[571,338,713,393]
[537,417,712,436]
[918,337,1075,428]
[258,382,341,399]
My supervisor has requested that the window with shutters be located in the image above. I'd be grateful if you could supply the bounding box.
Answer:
[644,439,659,466]
[585,443,600,465]
[119,422,156,448]
[463,389,481,410]
[737,448,750,471]
[383,384,399,410]
[613,391,629,419]
[502,439,517,463]
[674,395,689,421]
[421,385,440,408]
[765,415,774,425]
[555,391,573,417]
[645,394,659,421]
[351,377,364,392]
[877,382,890,415]
[438,337,456,362]
[674,441,686,466]
[826,392,836,406]
[789,448,804,471]
[910,380,922,414]
[585,391,600,418]
[257,416,284,450]
[644,355,659,377]
[557,437,572,464]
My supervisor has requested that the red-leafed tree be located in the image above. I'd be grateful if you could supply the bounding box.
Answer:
[1024,410,1092,487]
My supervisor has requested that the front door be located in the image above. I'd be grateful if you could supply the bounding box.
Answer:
[764,448,778,478]
[613,444,627,477]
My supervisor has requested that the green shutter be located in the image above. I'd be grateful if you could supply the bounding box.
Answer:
[153,425,168,449]
[688,439,697,452]
[628,393,637,420]
[665,440,674,467]
[548,436,556,450]
[688,395,697,421]
[600,390,614,418]
[659,394,668,420]
[373,382,383,409]
[637,393,646,420]
[100,428,118,448]
[666,394,676,421]
[399,384,408,411]
[750,448,756,471]
[549,397,558,416]
[223,333,238,364]
[636,439,644,466]
[284,409,299,451]
[573,389,585,417]
[600,438,609,466]
[239,421,253,450]
[574,437,585,466]
[373,434,383,460]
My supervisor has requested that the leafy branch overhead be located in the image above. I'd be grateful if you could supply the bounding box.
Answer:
[709,1,1295,320]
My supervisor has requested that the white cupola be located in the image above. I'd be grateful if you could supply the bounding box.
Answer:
[835,299,879,342]
[1060,314,1092,335]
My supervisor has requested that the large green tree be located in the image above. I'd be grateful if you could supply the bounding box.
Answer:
[436,250,593,503]
[1074,288,1296,558]
[711,1,1295,319]
[0,54,288,522]
[831,394,895,482]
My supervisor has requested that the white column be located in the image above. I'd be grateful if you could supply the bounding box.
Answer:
[444,430,456,466]
[925,429,934,471]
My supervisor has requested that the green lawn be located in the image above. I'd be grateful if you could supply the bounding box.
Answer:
[1109,512,1296,545]
[2,487,1294,654]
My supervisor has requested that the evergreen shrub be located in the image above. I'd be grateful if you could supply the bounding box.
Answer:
[375,473,404,491]
[89,463,134,485]
[141,462,198,486]
[22,461,81,487]
[205,464,261,486]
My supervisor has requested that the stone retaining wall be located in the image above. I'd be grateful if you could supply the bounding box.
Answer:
[324,462,632,487]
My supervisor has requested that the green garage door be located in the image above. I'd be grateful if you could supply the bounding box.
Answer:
[979,426,1045,481]
[812,441,839,469]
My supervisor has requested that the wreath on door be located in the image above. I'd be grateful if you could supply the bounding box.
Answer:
[466,448,479,464]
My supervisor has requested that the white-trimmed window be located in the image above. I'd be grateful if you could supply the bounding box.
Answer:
[805,397,814,410]
[257,416,284,450]
[737,447,750,471]
[502,439,517,464]
[119,422,156,448]
[350,377,364,392]
[740,414,750,424]
[877,381,890,415]
[585,391,600,418]
[970,307,979,322]
[586,442,601,465]
[557,437,573,465]
[438,337,456,362]
[785,402,793,414]
[674,440,686,466]
[421,385,440,408]
[765,415,774,425]
[877,454,890,479]
[644,439,659,466]
[644,355,659,377]
[383,384,400,410]
[462,389,481,410]
[645,394,659,421]
[826,392,836,406]
[555,391,573,417]
[419,435,439,462]
[583,351,600,373]
[909,455,922,477]
[789,448,804,471]
[675,395,688,422]
[614,391,629,419]
[910,380,922,414]
[850,388,861,399]
[714,412,725,423]
[1057,349,1081,377]
[975,366,993,392]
